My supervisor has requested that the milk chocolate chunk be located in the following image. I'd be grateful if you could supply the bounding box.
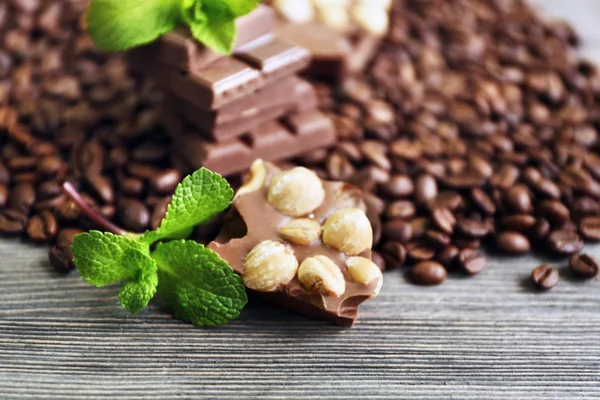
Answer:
[135,5,276,71]
[166,77,317,141]
[208,161,382,326]
[163,109,335,176]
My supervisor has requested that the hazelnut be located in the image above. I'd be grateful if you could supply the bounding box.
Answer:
[235,159,267,199]
[279,218,321,245]
[346,256,383,297]
[350,3,389,37]
[357,0,392,11]
[297,256,346,296]
[244,240,299,292]
[322,208,373,255]
[274,0,315,24]
[267,167,325,217]
[317,4,351,31]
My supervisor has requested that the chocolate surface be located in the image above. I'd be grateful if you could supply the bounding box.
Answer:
[209,162,380,326]
[165,77,317,141]
[164,109,335,176]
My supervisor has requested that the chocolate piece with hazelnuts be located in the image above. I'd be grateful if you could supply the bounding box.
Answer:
[208,159,382,326]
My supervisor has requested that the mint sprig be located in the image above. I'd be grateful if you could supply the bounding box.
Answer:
[70,168,246,326]
[86,0,261,54]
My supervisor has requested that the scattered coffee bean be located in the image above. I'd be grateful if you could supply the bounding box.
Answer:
[436,245,460,266]
[531,264,559,290]
[406,240,437,261]
[496,231,531,254]
[409,261,447,285]
[150,169,181,194]
[499,214,537,232]
[457,248,487,275]
[380,241,407,269]
[579,216,600,241]
[431,207,455,234]
[538,200,571,227]
[382,219,412,243]
[117,198,150,232]
[26,211,58,241]
[48,246,74,272]
[0,209,27,234]
[547,229,584,255]
[569,253,599,278]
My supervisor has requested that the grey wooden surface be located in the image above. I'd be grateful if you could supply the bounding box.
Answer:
[2,2,600,399]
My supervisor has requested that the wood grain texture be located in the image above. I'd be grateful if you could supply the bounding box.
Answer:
[2,2,600,399]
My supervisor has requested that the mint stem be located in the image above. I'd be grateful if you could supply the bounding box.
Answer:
[62,181,128,236]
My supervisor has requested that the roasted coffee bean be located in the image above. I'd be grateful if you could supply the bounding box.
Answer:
[415,174,437,206]
[385,174,414,198]
[431,207,456,234]
[499,214,537,232]
[58,198,81,221]
[385,200,416,220]
[424,229,451,247]
[35,155,64,179]
[409,217,430,239]
[0,184,7,207]
[579,216,600,241]
[470,188,496,215]
[409,261,447,285]
[531,218,551,241]
[406,240,437,261]
[0,209,27,234]
[371,251,386,272]
[362,192,385,216]
[532,178,561,199]
[436,245,460,266]
[360,140,391,170]
[150,169,181,194]
[85,173,114,204]
[56,228,84,250]
[548,229,584,255]
[490,164,519,189]
[382,219,412,243]
[38,181,62,200]
[569,253,599,278]
[8,182,36,213]
[538,200,571,227]
[380,241,406,269]
[457,248,487,275]
[26,210,58,241]
[504,184,532,213]
[48,246,75,273]
[456,217,492,238]
[429,191,463,211]
[441,171,486,189]
[0,160,9,185]
[496,231,531,254]
[117,198,150,232]
[573,197,599,216]
[531,264,559,290]
[72,140,104,175]
[326,153,354,180]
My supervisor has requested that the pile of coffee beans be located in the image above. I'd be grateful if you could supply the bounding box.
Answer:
[0,0,179,270]
[295,0,600,286]
[1,0,599,288]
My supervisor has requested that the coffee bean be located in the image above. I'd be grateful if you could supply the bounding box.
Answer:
[0,184,7,207]
[490,164,519,189]
[26,210,58,241]
[547,229,583,255]
[415,174,438,206]
[538,200,571,227]
[360,140,391,170]
[496,231,531,254]
[371,251,386,272]
[117,198,150,232]
[456,217,492,238]
[441,171,485,189]
[424,229,451,247]
[470,188,496,215]
[362,192,385,216]
[35,155,64,179]
[457,248,487,275]
[436,245,460,266]
[385,200,416,220]
[48,246,75,272]
[532,178,561,199]
[85,173,114,204]
[56,228,84,250]
[409,261,447,285]
[8,182,36,213]
[531,218,551,241]
[406,240,437,261]
[569,253,599,278]
[382,219,413,243]
[579,216,600,241]
[431,207,456,234]
[498,214,537,232]
[504,184,532,213]
[380,241,406,269]
[429,191,463,211]
[58,198,81,221]
[573,197,599,216]
[150,169,181,194]
[385,174,414,198]
[531,264,559,290]
[0,209,27,234]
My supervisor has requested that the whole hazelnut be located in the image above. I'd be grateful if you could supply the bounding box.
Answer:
[322,208,373,255]
[317,4,350,31]
[346,257,383,297]
[274,0,315,24]
[236,159,267,199]
[297,255,346,296]
[267,167,325,217]
[350,3,389,37]
[279,218,321,245]
[244,240,298,292]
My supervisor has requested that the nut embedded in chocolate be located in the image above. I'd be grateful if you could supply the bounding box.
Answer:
[208,160,381,326]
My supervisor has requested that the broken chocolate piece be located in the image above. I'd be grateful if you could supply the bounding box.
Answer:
[208,161,382,326]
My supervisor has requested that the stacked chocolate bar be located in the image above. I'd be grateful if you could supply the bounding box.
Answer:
[128,5,336,176]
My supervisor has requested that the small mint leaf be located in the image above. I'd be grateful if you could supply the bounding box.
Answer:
[143,168,233,245]
[181,0,236,54]
[221,0,261,17]
[118,249,158,314]
[86,0,183,51]
[153,240,247,326]
[72,231,143,287]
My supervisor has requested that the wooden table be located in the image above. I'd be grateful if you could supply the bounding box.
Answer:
[2,2,600,398]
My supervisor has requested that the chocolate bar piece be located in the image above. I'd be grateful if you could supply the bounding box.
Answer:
[165,77,317,141]
[208,161,382,326]
[135,5,276,71]
[164,109,335,176]
[129,36,311,110]
[275,22,350,82]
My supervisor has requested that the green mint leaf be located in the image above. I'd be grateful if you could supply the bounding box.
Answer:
[181,0,236,54]
[143,168,233,245]
[86,0,183,51]
[221,0,261,17]
[72,231,143,287]
[153,240,247,326]
[118,249,158,314]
